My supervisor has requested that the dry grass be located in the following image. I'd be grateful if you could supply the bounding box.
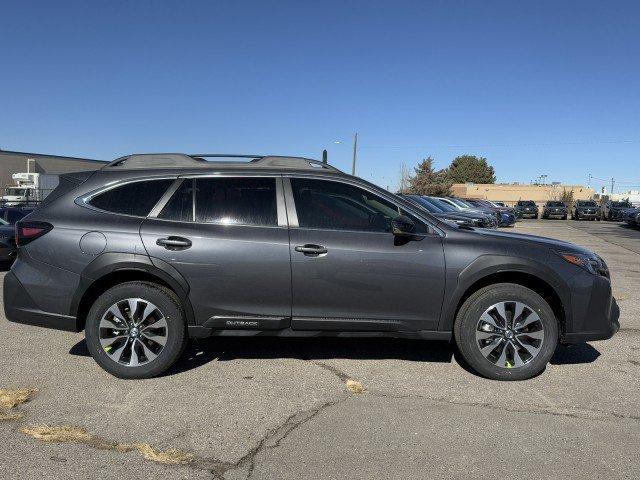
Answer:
[20,424,194,465]
[0,411,24,421]
[345,379,365,394]
[0,388,38,409]
[134,443,195,465]
[20,425,92,443]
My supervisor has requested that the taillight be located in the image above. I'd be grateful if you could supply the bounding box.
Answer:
[15,221,53,247]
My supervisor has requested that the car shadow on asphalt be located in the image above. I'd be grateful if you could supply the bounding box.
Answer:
[68,337,601,378]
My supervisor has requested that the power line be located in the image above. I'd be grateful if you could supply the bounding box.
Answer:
[359,139,640,149]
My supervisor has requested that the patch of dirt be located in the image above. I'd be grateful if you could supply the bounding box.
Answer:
[20,424,194,465]
[345,379,365,394]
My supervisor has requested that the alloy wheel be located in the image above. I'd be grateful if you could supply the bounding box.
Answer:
[98,298,168,367]
[475,301,544,369]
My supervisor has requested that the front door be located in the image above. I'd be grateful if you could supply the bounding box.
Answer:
[285,177,445,332]
[140,175,292,329]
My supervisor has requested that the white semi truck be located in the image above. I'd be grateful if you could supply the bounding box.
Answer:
[1,172,59,206]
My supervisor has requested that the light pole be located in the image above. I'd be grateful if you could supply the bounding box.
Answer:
[351,132,358,175]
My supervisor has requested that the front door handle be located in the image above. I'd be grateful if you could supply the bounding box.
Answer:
[294,244,327,256]
[156,236,192,250]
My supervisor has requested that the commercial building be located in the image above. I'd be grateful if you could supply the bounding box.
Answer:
[0,149,106,193]
[451,182,595,207]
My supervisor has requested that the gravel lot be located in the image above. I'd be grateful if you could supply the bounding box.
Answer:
[1,220,639,480]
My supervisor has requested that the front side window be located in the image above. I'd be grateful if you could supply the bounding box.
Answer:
[158,177,277,227]
[88,179,173,216]
[291,178,426,233]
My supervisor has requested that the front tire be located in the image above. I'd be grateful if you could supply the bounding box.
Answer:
[85,281,187,379]
[454,283,558,381]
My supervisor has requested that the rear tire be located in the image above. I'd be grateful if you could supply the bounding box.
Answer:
[454,283,558,381]
[85,281,187,379]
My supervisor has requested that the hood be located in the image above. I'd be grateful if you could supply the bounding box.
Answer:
[471,228,593,256]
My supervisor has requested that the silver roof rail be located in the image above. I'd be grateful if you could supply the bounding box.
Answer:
[103,153,342,172]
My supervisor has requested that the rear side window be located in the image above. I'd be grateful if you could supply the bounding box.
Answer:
[158,177,277,226]
[89,179,173,216]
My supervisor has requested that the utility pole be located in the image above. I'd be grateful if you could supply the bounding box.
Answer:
[351,132,358,175]
[611,177,615,195]
[587,173,592,189]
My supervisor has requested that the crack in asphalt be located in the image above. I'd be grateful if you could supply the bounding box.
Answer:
[363,389,640,423]
[199,396,349,480]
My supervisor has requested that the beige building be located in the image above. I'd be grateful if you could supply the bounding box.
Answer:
[452,183,595,207]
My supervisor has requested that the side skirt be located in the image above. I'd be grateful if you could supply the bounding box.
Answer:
[188,325,451,341]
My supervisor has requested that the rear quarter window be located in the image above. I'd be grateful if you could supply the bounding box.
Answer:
[88,179,173,216]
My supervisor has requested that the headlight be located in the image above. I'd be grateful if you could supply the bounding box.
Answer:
[557,251,609,277]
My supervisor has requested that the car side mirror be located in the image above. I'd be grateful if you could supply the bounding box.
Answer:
[391,215,416,236]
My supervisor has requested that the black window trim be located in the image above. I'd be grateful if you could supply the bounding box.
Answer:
[75,176,179,218]
[147,173,287,228]
[283,175,443,236]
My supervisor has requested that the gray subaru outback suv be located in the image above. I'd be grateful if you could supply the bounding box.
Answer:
[4,154,619,380]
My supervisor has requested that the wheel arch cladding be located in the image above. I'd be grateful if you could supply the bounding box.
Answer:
[442,258,568,338]
[72,254,195,331]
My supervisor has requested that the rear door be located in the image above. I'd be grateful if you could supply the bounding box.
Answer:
[140,175,292,329]
[285,176,446,332]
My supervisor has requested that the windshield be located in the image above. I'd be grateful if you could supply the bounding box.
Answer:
[578,201,597,207]
[5,187,29,196]
[405,196,442,213]
[547,201,565,207]
[518,201,535,206]
[612,201,631,207]
[449,198,473,208]
[428,197,458,212]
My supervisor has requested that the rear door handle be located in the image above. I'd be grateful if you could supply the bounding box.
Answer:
[156,236,192,250]
[294,244,327,256]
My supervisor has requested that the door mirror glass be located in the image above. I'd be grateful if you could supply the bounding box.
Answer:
[391,215,416,236]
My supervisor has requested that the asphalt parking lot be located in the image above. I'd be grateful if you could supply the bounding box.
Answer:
[1,219,639,480]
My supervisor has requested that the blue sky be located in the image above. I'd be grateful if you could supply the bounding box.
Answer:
[1,1,638,192]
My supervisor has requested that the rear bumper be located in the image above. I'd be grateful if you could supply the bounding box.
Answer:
[3,270,79,332]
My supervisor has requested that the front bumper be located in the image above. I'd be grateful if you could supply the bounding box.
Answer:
[520,211,538,218]
[562,273,620,343]
[3,270,79,332]
[576,213,598,219]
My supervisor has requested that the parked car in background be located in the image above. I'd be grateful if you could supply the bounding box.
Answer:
[571,200,601,221]
[515,200,539,219]
[463,199,517,227]
[0,218,16,264]
[4,153,619,381]
[402,195,497,228]
[0,206,35,224]
[541,201,568,220]
[603,200,633,221]
[435,197,503,227]
[624,208,640,227]
[0,207,35,266]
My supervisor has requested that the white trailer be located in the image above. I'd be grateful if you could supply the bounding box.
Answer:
[1,172,59,206]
